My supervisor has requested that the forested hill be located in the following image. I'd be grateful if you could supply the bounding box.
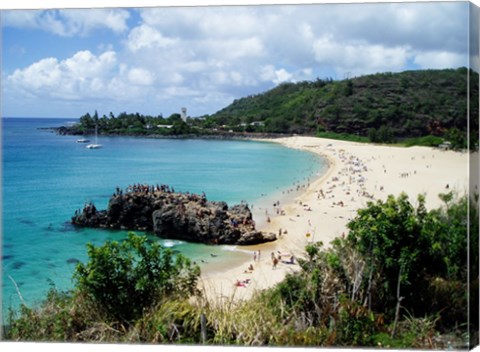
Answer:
[205,67,478,143]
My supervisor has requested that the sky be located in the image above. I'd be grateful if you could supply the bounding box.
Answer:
[0,0,475,119]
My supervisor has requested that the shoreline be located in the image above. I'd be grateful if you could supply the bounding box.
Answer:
[198,135,471,303]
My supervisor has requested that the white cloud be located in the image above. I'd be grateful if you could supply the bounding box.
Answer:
[10,57,62,90]
[128,67,154,86]
[63,50,117,78]
[7,50,126,100]
[260,65,313,84]
[413,51,467,70]
[2,9,130,36]
[273,69,293,84]
[313,35,411,74]
[138,7,266,39]
[126,24,177,52]
[203,37,265,60]
[2,11,39,28]
[261,65,292,84]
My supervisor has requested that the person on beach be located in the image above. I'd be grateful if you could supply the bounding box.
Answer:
[277,251,282,261]
[253,251,257,262]
[272,257,279,269]
[282,255,295,265]
[235,280,246,287]
[244,264,254,273]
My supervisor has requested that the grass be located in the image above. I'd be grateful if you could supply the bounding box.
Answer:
[401,135,444,147]
[316,131,445,148]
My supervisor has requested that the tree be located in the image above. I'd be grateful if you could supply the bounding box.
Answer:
[74,233,200,323]
[346,194,428,316]
[368,128,378,143]
[345,192,473,329]
[377,125,395,143]
[79,113,94,130]
[445,127,467,150]
[171,120,191,135]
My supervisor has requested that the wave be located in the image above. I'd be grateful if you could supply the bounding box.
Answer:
[162,239,185,248]
[220,245,253,255]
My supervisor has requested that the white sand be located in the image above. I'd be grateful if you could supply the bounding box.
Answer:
[198,136,471,303]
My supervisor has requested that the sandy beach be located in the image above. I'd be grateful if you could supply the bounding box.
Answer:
[198,136,471,303]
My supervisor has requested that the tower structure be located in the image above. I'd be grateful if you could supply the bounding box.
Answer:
[181,107,187,122]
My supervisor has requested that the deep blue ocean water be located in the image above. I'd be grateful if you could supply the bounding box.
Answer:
[1,117,326,321]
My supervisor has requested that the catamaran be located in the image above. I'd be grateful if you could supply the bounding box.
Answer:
[86,125,102,149]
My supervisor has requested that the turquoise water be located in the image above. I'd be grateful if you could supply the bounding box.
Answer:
[1,118,326,320]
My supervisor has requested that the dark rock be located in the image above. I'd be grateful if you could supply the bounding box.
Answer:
[71,187,276,246]
[237,231,277,245]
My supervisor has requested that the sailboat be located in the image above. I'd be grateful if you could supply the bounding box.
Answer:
[86,125,102,149]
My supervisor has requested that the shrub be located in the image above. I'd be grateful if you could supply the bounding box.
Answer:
[73,233,200,323]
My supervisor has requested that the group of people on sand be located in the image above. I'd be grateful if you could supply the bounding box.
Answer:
[236,249,296,288]
[271,251,295,269]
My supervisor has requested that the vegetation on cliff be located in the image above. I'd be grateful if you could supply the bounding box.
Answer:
[6,192,478,348]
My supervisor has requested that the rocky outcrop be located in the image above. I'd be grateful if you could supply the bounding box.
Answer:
[71,186,276,245]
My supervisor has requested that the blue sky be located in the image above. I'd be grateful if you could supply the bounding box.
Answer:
[0,1,473,118]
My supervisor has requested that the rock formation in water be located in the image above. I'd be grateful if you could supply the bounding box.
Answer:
[71,185,276,246]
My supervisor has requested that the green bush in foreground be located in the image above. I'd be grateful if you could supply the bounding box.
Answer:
[7,233,201,341]
[74,233,201,323]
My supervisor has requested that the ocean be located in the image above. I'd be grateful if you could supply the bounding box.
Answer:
[1,117,327,321]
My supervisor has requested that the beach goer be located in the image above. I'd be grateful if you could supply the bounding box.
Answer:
[253,252,257,262]
[272,257,278,269]
[235,280,245,287]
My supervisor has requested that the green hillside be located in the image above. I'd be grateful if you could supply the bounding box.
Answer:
[204,67,478,145]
